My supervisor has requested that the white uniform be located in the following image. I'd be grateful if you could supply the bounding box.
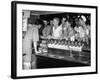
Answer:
[78,26,86,38]
[22,24,39,62]
[52,25,62,38]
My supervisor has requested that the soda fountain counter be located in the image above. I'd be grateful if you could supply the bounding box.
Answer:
[34,36,91,69]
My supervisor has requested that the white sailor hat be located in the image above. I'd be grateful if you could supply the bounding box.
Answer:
[81,15,86,22]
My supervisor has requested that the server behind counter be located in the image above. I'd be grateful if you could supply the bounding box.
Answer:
[22,20,42,69]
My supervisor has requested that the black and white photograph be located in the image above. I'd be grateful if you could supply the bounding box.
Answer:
[11,1,97,79]
[22,10,91,69]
